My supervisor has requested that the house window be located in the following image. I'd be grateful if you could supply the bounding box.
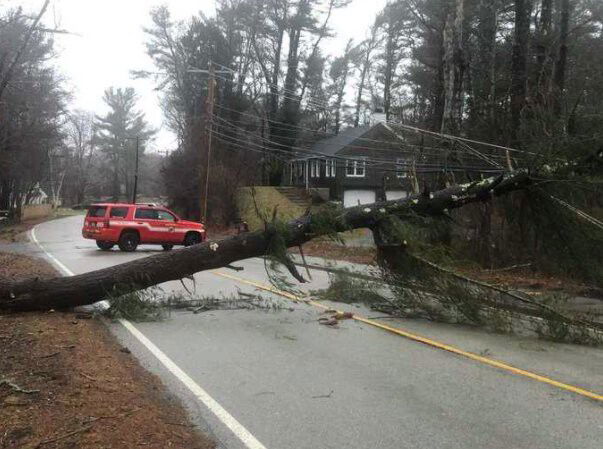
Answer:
[310,159,321,178]
[325,159,336,178]
[346,159,366,178]
[396,158,408,178]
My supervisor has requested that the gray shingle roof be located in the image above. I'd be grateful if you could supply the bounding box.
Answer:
[309,125,373,157]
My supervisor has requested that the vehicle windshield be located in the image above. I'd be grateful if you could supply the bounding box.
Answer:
[87,206,107,218]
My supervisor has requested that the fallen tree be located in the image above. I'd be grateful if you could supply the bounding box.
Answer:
[1,170,533,312]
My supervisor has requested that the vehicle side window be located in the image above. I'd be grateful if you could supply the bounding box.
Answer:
[87,206,107,217]
[110,207,128,218]
[134,208,158,220]
[157,210,176,222]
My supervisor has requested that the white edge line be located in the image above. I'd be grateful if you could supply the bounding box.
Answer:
[29,225,267,449]
[118,319,268,449]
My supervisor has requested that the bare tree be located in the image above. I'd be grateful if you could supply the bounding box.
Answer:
[440,0,465,135]
[63,111,96,205]
[353,25,379,127]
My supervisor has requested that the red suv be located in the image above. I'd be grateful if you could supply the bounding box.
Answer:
[82,203,207,252]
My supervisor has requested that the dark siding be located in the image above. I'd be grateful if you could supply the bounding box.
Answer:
[335,123,413,201]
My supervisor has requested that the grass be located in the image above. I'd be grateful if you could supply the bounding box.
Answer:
[236,187,307,231]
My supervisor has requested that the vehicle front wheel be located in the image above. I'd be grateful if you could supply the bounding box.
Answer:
[184,232,202,247]
[96,241,114,251]
[118,231,139,252]
[162,244,174,251]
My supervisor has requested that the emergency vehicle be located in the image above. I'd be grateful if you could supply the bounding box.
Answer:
[82,203,207,252]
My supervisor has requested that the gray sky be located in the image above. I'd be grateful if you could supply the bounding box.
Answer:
[7,0,386,152]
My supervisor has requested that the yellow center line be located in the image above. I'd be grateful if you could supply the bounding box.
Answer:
[212,270,603,403]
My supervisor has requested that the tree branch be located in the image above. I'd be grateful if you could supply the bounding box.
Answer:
[0,0,50,101]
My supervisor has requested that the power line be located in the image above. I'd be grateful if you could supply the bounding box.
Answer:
[211,70,551,164]
[211,103,510,162]
[210,114,506,172]
[208,123,505,173]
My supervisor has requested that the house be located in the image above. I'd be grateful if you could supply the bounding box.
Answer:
[285,122,418,207]
[27,183,49,205]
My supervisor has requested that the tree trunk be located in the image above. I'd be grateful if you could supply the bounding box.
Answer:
[475,0,498,124]
[0,171,532,312]
[441,0,465,135]
[510,0,533,143]
[354,28,377,128]
[534,0,553,100]
[552,0,569,117]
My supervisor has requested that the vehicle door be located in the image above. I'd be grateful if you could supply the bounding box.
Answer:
[133,207,162,243]
[155,210,180,243]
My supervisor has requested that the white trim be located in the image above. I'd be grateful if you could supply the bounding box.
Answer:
[310,159,321,178]
[345,158,366,178]
[325,159,336,178]
[29,226,268,449]
[396,158,408,178]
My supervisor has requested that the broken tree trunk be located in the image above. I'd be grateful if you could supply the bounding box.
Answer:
[0,171,531,312]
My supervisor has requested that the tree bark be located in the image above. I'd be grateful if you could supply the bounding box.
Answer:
[354,27,378,128]
[0,171,532,312]
[441,0,465,135]
[552,0,570,117]
[534,0,553,100]
[510,0,533,143]
[475,0,498,123]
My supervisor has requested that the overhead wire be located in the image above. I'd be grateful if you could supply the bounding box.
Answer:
[212,70,542,161]
[210,132,502,176]
[212,102,511,162]
[209,117,505,173]
[210,110,510,170]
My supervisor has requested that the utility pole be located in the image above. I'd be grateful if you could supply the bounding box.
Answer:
[188,63,231,222]
[202,63,216,223]
[124,136,147,204]
[132,136,140,204]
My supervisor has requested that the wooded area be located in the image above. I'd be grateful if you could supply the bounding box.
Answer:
[134,0,603,223]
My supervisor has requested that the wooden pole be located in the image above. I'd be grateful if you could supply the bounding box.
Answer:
[202,63,216,223]
[132,136,139,204]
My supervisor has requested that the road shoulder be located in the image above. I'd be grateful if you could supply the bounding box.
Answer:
[0,251,215,448]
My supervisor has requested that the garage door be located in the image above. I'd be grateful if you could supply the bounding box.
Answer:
[343,190,376,208]
[386,190,408,201]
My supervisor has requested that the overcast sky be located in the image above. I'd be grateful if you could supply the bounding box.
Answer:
[6,0,386,152]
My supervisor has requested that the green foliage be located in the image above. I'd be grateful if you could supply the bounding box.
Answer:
[524,187,603,286]
[307,203,349,243]
[531,294,602,346]
[372,213,603,345]
[103,285,167,322]
[312,272,388,306]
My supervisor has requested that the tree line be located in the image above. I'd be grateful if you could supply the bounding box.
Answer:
[0,3,161,220]
[138,0,602,223]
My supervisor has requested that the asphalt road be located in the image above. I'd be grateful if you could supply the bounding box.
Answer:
[32,215,603,449]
